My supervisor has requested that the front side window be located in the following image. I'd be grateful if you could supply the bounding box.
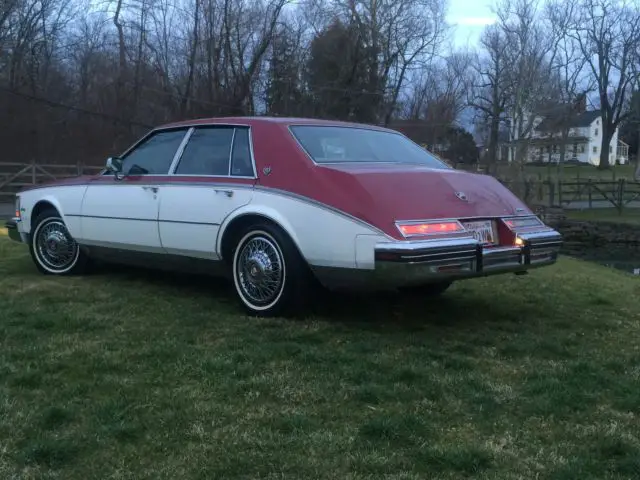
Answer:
[289,125,450,169]
[120,129,188,175]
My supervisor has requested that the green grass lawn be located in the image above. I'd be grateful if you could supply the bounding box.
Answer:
[1,232,639,479]
[565,208,640,225]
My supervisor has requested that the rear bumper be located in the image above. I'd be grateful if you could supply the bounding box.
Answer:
[5,219,28,244]
[312,229,562,290]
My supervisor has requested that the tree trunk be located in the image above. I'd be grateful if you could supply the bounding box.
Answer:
[599,130,613,169]
[557,128,569,181]
[487,115,500,175]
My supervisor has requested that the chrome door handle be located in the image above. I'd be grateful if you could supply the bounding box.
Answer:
[214,189,233,198]
[142,186,159,193]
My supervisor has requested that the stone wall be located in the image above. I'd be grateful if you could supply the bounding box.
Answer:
[543,216,640,256]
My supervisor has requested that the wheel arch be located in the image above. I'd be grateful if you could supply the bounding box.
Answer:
[218,207,304,264]
[30,198,64,230]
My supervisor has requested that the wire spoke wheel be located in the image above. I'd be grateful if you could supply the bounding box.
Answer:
[34,219,79,272]
[235,234,285,309]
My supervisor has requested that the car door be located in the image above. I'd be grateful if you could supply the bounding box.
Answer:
[158,125,256,259]
[78,127,191,252]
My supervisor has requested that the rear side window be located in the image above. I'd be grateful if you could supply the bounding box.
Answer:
[230,128,254,177]
[175,126,254,176]
[121,129,188,175]
[175,127,234,175]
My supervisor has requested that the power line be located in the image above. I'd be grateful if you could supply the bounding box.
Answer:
[0,85,469,131]
[0,86,153,128]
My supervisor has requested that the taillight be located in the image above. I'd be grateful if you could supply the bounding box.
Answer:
[14,196,21,221]
[504,216,543,229]
[396,220,465,237]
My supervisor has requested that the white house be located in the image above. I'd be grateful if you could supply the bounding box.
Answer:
[496,96,629,166]
[527,109,629,166]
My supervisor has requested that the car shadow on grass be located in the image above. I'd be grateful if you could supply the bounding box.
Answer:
[90,262,534,331]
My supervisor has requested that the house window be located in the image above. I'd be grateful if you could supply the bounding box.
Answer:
[595,128,599,136]
[593,146,598,153]
[579,144,585,153]
[552,145,558,154]
[572,143,577,155]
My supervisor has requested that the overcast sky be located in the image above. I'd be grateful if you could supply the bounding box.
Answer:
[448,0,496,48]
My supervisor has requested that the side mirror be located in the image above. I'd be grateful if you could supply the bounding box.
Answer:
[105,157,124,180]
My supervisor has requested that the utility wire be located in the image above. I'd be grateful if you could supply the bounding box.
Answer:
[0,86,153,128]
[0,85,468,130]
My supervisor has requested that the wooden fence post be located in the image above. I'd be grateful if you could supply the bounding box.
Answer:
[558,180,563,206]
[588,178,592,209]
[618,178,625,214]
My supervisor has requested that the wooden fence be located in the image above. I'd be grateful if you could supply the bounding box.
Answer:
[1,161,639,212]
[499,178,640,211]
[0,162,103,199]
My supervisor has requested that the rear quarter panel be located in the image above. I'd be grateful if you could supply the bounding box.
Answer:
[218,189,389,269]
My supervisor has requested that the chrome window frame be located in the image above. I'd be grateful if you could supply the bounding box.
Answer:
[101,122,258,180]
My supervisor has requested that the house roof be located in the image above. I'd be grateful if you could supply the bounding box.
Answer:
[536,110,601,132]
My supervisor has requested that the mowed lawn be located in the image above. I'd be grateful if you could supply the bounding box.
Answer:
[564,207,640,225]
[1,233,639,479]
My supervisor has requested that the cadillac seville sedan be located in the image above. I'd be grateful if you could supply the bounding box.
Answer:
[5,117,562,316]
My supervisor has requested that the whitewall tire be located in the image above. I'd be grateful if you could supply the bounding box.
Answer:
[29,209,90,275]
[231,222,311,317]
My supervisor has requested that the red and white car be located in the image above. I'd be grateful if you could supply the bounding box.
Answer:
[5,117,562,316]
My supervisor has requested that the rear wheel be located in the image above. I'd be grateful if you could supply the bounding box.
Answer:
[399,281,453,297]
[231,222,311,317]
[29,209,90,275]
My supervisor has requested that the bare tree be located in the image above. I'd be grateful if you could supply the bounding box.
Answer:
[405,52,471,121]
[545,0,595,177]
[497,0,558,171]
[566,0,640,169]
[469,24,512,173]
[307,0,448,125]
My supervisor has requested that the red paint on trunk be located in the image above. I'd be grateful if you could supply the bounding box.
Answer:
[254,123,531,239]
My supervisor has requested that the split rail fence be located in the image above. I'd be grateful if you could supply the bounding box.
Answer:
[1,161,639,212]
[0,162,103,200]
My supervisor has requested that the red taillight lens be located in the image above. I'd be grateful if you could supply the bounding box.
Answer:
[397,221,464,237]
[504,217,543,229]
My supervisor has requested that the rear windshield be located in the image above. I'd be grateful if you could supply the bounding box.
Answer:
[289,125,450,169]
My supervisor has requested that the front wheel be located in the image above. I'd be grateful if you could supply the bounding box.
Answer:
[29,209,90,275]
[231,222,311,317]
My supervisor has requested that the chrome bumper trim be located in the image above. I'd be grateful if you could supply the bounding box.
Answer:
[368,229,562,288]
[5,219,28,244]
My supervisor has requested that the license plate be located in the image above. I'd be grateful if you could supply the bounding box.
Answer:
[462,220,497,245]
